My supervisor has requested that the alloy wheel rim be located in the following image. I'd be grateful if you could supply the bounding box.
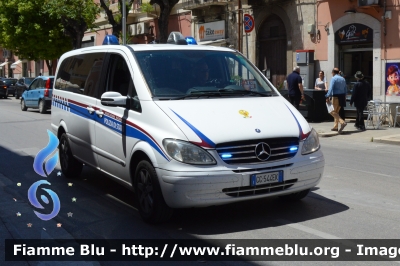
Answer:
[137,169,154,214]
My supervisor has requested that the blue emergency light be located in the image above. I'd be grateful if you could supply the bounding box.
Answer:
[102,35,119,45]
[185,36,197,45]
[167,32,188,45]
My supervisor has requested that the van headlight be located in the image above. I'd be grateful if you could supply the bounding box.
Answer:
[163,139,216,165]
[301,129,320,155]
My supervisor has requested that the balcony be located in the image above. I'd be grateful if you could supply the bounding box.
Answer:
[129,3,158,21]
[183,0,229,10]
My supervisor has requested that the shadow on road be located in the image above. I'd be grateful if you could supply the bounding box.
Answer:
[0,145,349,240]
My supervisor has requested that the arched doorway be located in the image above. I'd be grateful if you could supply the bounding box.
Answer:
[258,14,287,89]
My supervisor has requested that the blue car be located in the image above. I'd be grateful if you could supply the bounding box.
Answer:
[21,76,54,113]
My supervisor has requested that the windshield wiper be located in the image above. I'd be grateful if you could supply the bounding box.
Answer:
[217,89,273,97]
[171,89,275,100]
[172,90,223,100]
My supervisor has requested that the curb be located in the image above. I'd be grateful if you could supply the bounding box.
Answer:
[373,134,400,146]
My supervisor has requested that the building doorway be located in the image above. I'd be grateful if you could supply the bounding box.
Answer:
[339,44,373,117]
[257,14,287,89]
[339,44,373,84]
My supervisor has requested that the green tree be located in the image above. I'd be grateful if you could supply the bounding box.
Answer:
[99,0,134,39]
[0,0,72,74]
[150,0,179,43]
[99,0,179,43]
[44,0,100,49]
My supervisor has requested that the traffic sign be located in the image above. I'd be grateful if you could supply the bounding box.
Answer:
[244,14,255,33]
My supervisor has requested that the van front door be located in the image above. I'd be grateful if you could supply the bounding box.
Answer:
[95,52,138,185]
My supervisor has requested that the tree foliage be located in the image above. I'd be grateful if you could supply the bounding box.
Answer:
[44,0,100,49]
[0,0,72,73]
[99,0,178,43]
[150,0,179,43]
[99,0,134,39]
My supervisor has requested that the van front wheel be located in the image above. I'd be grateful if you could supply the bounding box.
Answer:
[134,160,173,224]
[59,133,83,178]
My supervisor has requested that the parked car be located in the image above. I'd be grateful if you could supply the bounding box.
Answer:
[0,78,18,97]
[15,77,35,99]
[20,76,54,113]
[0,80,8,98]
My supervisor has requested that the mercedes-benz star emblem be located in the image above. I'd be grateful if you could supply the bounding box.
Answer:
[255,142,271,161]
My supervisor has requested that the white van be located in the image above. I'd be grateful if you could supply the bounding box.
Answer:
[51,39,324,223]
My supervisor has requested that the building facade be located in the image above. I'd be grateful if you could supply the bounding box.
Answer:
[315,0,400,102]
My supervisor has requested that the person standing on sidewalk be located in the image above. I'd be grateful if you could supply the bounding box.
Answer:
[286,66,305,110]
[350,71,372,131]
[326,68,347,133]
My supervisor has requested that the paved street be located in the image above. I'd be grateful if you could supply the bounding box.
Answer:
[1,96,400,266]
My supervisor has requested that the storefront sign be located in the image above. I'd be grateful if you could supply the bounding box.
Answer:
[335,24,373,45]
[197,21,225,42]
[385,63,400,98]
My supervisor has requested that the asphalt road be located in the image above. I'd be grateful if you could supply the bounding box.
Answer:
[1,96,400,266]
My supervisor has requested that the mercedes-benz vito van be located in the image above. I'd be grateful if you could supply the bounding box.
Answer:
[51,39,324,223]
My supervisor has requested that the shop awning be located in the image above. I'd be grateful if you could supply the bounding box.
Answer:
[0,61,8,70]
[10,60,22,69]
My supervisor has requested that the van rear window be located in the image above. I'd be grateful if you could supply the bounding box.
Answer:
[55,53,104,97]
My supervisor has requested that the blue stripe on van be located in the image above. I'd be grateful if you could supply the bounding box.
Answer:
[170,109,215,148]
[52,96,169,161]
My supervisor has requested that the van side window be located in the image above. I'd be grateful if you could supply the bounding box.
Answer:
[106,54,141,112]
[54,53,105,98]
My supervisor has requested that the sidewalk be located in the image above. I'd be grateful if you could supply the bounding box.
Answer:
[310,119,400,145]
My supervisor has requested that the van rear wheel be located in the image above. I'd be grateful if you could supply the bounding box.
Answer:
[134,160,173,224]
[280,189,310,201]
[59,133,83,178]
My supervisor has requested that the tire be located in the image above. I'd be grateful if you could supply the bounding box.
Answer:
[134,160,173,224]
[21,99,27,111]
[280,189,310,201]
[39,100,46,114]
[59,133,83,178]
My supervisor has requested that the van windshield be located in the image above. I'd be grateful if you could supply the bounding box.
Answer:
[134,50,278,99]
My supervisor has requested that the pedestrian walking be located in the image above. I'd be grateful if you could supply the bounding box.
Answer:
[286,66,305,110]
[350,71,372,131]
[326,68,347,133]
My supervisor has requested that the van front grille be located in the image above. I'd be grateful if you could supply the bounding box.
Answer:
[216,137,299,165]
[222,179,297,197]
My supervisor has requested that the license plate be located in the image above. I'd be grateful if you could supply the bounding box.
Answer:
[250,171,283,186]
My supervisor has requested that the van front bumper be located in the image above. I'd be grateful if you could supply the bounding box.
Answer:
[156,151,325,208]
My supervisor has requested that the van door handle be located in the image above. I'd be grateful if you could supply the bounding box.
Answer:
[86,106,95,114]
[95,110,104,118]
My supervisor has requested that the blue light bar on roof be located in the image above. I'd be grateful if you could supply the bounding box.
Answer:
[167,32,187,45]
[102,35,119,45]
[185,36,197,45]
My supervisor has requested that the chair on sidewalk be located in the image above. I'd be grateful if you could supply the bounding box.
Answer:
[365,100,389,129]
[394,106,400,127]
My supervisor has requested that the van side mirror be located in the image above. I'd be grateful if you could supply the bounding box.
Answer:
[101,91,127,107]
